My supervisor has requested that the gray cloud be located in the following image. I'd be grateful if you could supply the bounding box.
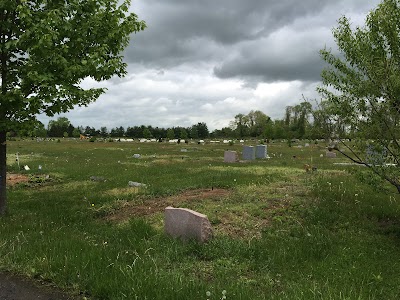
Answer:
[39,0,383,131]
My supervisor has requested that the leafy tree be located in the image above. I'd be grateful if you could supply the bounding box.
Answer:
[143,128,152,139]
[110,126,125,138]
[83,126,97,137]
[32,121,47,138]
[247,110,271,137]
[48,117,71,137]
[166,128,175,140]
[0,0,145,214]
[72,127,81,138]
[179,128,188,140]
[318,0,400,193]
[189,126,199,139]
[194,122,209,139]
[231,114,249,137]
[100,127,108,138]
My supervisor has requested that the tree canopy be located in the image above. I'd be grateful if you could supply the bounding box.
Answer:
[318,0,400,192]
[0,0,145,214]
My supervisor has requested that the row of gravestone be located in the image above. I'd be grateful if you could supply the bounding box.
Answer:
[224,145,268,163]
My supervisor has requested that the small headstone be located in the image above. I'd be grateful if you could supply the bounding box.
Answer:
[255,145,267,159]
[366,144,387,165]
[133,154,141,158]
[305,143,310,147]
[164,206,213,243]
[181,148,188,152]
[24,165,30,171]
[326,151,337,158]
[224,151,239,163]
[90,176,106,182]
[128,181,147,188]
[243,146,255,160]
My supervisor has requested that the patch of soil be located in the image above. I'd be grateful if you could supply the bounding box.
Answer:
[104,188,232,222]
[6,173,30,186]
[0,272,77,300]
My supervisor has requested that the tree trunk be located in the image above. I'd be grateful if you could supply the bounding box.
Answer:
[0,130,6,215]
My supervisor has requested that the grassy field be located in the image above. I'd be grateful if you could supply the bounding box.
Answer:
[1,138,400,299]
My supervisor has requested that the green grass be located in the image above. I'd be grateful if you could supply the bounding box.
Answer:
[1,139,400,299]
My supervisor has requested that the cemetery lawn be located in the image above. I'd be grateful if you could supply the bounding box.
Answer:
[1,139,400,299]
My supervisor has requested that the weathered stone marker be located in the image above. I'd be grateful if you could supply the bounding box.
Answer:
[164,207,213,243]
[243,146,255,160]
[326,151,337,158]
[255,145,267,159]
[224,151,239,163]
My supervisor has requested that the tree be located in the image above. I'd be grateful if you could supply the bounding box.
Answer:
[166,128,175,140]
[190,126,199,139]
[195,122,209,139]
[48,117,71,137]
[143,128,152,139]
[318,0,400,193]
[72,127,81,138]
[247,110,271,137]
[179,128,188,140]
[32,121,47,138]
[0,1,146,215]
[100,127,108,138]
[231,114,249,137]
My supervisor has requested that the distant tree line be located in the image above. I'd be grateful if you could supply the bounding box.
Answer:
[7,101,339,140]
[7,118,211,140]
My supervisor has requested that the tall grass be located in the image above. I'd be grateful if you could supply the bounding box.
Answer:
[1,139,400,299]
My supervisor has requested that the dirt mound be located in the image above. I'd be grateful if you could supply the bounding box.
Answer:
[104,188,231,222]
[6,174,30,186]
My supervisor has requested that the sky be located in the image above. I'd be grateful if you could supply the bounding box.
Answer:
[38,0,382,132]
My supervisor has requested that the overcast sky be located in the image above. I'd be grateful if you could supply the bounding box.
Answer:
[38,0,382,131]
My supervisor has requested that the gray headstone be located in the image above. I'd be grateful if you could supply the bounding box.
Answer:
[164,207,213,243]
[255,145,267,159]
[243,146,255,160]
[326,151,337,158]
[224,151,239,163]
[90,176,106,182]
[366,144,387,165]
[128,181,147,188]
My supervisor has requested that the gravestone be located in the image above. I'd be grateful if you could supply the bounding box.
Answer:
[224,151,239,163]
[326,151,337,158]
[243,146,255,160]
[255,145,267,159]
[164,207,213,243]
[128,181,146,188]
[366,144,387,165]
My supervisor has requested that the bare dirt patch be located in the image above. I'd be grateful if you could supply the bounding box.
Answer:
[6,173,30,186]
[104,188,232,222]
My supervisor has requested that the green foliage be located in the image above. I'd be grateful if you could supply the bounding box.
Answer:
[0,0,145,131]
[318,0,400,192]
[166,128,175,140]
[143,128,152,139]
[0,0,146,214]
[1,140,400,299]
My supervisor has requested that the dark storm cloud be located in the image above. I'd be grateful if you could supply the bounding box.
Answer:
[127,0,381,82]
[43,1,384,131]
[127,0,330,67]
